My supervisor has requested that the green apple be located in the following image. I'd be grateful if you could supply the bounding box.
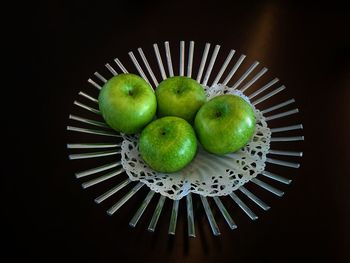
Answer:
[98,73,157,134]
[139,116,197,173]
[156,76,206,123]
[194,94,256,155]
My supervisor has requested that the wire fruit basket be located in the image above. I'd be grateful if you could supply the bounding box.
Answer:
[67,41,304,237]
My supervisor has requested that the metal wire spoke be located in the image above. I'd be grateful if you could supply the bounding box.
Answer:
[128,51,150,84]
[95,179,131,203]
[69,114,111,129]
[130,190,156,228]
[88,78,102,90]
[265,109,299,122]
[186,193,196,237]
[148,195,166,232]
[187,41,195,77]
[248,77,279,99]
[196,43,211,83]
[79,91,98,103]
[75,161,121,179]
[239,186,270,211]
[270,124,303,133]
[107,182,144,215]
[165,41,174,77]
[240,67,268,92]
[261,171,292,185]
[138,48,159,87]
[67,143,121,149]
[229,192,258,220]
[81,168,125,189]
[252,85,286,106]
[74,101,101,115]
[222,54,246,86]
[251,178,284,197]
[153,43,167,80]
[230,61,259,90]
[105,63,118,75]
[261,99,295,114]
[179,41,185,76]
[94,72,107,83]
[114,58,128,73]
[266,157,300,169]
[212,49,235,86]
[269,149,303,157]
[168,199,180,235]
[67,126,119,137]
[200,196,221,236]
[69,149,121,160]
[213,197,237,230]
[271,136,304,142]
[202,44,220,86]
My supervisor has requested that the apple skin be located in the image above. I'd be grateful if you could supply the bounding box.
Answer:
[194,94,256,155]
[98,73,157,134]
[139,116,197,173]
[156,76,206,123]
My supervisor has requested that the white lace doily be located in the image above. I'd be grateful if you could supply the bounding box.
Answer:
[121,84,271,200]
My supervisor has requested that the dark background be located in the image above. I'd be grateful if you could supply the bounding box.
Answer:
[5,0,349,262]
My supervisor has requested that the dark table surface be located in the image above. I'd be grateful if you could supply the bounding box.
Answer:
[5,0,350,262]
